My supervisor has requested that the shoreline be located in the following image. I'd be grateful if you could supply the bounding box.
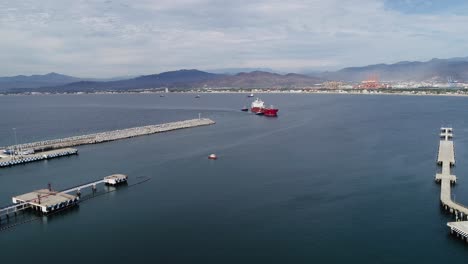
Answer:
[2,89,468,98]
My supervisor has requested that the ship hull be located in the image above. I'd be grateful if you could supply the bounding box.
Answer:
[263,108,278,117]
[251,107,263,114]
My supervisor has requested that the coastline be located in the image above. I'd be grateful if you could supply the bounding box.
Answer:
[2,89,468,98]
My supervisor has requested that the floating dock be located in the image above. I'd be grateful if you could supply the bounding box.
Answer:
[0,174,128,221]
[0,118,215,168]
[0,148,78,168]
[435,128,468,242]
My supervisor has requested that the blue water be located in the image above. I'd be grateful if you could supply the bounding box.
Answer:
[0,93,468,263]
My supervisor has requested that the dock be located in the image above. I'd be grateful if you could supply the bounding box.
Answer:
[435,128,468,242]
[0,118,215,168]
[0,174,127,221]
[0,148,78,168]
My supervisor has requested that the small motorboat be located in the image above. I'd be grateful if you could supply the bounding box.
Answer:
[195,95,201,98]
[208,153,217,160]
[247,93,254,97]
[241,106,248,112]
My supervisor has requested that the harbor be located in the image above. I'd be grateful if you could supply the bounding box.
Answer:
[1,94,468,261]
[0,118,215,168]
[435,127,468,242]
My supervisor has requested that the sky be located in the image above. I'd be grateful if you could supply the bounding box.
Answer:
[1,0,468,77]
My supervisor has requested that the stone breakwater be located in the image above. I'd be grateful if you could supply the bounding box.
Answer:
[2,118,215,152]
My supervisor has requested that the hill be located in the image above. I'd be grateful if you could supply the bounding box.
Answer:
[29,69,222,92]
[16,70,321,93]
[200,71,321,88]
[0,72,82,90]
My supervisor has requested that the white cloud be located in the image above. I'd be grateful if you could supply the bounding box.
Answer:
[0,0,468,77]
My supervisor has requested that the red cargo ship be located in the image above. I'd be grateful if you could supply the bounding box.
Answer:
[250,98,279,117]
[263,106,279,117]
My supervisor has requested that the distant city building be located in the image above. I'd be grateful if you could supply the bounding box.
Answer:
[355,74,391,89]
[323,81,343,89]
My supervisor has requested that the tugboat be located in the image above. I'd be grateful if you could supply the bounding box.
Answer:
[241,106,248,112]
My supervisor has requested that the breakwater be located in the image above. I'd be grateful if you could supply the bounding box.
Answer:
[0,148,78,168]
[1,118,215,152]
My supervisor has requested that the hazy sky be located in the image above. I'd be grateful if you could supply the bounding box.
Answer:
[1,0,468,77]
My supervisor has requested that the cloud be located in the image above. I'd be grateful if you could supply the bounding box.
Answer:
[0,0,468,77]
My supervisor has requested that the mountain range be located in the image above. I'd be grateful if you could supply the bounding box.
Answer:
[320,57,468,82]
[0,72,81,90]
[3,56,468,93]
[11,70,322,93]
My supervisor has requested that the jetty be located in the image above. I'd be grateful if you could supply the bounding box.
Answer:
[0,148,78,168]
[0,174,127,222]
[435,128,468,242]
[0,118,215,168]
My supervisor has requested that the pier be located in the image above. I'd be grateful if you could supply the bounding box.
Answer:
[0,148,78,168]
[0,118,215,168]
[0,174,128,222]
[436,128,466,216]
[435,128,468,242]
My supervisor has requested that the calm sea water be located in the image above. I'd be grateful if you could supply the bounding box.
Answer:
[0,93,468,263]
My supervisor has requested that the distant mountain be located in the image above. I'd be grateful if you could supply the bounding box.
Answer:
[26,69,223,93]
[7,55,468,93]
[206,68,277,75]
[200,71,322,88]
[87,75,138,82]
[13,70,322,93]
[0,72,82,90]
[320,57,468,82]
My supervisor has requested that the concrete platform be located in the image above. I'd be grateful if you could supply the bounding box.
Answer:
[0,148,78,168]
[435,173,457,183]
[438,141,455,165]
[104,174,128,185]
[448,221,468,241]
[0,174,129,221]
[12,189,78,214]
